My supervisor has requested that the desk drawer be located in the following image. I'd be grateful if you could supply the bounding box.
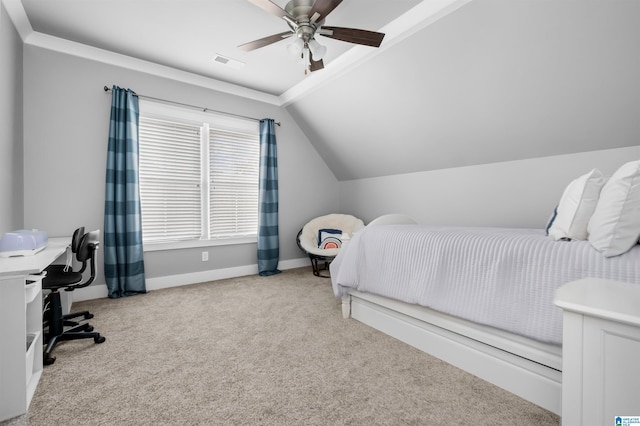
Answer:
[25,275,43,305]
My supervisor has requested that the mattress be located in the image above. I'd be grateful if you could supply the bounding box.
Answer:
[330,225,640,344]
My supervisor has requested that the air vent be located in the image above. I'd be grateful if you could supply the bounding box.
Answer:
[214,56,229,65]
[212,54,245,69]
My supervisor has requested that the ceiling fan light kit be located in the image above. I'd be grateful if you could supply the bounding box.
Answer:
[307,38,327,60]
[240,0,385,74]
[287,37,305,55]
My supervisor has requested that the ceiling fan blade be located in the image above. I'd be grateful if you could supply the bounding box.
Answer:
[248,0,295,20]
[320,26,385,48]
[238,31,293,52]
[309,0,343,22]
[309,52,324,72]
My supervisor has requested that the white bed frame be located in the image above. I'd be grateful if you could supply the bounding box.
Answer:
[341,289,562,415]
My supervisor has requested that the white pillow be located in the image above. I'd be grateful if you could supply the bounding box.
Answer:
[548,169,606,241]
[588,161,640,257]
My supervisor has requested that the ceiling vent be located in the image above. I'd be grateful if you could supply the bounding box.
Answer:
[212,54,245,69]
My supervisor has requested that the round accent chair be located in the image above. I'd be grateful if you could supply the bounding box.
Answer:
[297,213,365,277]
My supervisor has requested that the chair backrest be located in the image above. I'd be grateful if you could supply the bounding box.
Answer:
[76,230,100,263]
[68,230,100,290]
[71,226,87,273]
[70,226,85,253]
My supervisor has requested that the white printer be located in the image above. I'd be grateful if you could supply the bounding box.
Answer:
[0,229,48,258]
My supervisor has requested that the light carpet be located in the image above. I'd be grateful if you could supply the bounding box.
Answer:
[29,267,560,425]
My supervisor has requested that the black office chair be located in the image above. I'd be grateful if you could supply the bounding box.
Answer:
[43,226,95,336]
[42,230,106,365]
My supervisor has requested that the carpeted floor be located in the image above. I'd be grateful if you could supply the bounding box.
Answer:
[28,267,560,425]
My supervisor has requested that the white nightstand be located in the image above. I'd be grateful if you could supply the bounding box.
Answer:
[555,278,640,426]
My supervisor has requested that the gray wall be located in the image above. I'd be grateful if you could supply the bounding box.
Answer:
[0,2,23,234]
[10,0,640,291]
[287,0,640,181]
[339,146,640,228]
[22,43,339,284]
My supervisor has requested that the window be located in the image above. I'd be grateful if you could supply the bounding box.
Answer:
[138,101,260,248]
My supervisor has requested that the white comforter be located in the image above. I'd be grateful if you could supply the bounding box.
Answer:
[330,225,640,344]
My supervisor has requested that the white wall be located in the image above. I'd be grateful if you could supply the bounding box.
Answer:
[22,40,339,288]
[340,146,640,228]
[0,2,23,234]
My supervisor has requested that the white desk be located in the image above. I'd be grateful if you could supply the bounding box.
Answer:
[0,238,68,422]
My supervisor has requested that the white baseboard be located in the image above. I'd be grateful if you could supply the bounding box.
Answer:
[72,257,310,302]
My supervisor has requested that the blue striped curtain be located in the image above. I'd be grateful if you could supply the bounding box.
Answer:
[257,119,281,276]
[104,86,147,298]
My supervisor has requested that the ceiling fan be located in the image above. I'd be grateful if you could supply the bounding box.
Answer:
[239,0,385,73]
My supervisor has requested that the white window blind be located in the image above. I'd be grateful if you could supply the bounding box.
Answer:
[209,129,260,238]
[139,116,202,243]
[138,104,260,246]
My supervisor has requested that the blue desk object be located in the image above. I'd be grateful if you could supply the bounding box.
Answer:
[0,229,48,258]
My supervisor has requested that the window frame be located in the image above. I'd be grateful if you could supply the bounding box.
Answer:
[138,100,260,252]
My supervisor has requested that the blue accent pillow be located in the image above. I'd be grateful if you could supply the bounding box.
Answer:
[545,206,558,236]
[318,228,342,249]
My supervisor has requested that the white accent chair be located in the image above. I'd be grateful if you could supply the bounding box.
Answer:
[297,214,365,277]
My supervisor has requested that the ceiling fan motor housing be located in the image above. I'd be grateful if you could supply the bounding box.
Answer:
[285,0,325,42]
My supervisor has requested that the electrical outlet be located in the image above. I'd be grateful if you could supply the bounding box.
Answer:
[201,251,209,262]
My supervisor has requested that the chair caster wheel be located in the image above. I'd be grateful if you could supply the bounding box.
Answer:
[95,336,106,344]
[85,313,94,319]
[44,355,56,365]
[86,325,94,332]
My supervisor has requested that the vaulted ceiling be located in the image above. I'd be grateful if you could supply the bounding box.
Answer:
[10,0,640,180]
[287,0,640,179]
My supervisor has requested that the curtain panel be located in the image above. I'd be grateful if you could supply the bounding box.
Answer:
[257,119,281,276]
[104,86,147,298]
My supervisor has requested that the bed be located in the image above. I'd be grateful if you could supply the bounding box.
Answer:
[330,219,640,415]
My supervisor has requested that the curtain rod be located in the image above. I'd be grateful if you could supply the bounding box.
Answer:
[103,86,280,126]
